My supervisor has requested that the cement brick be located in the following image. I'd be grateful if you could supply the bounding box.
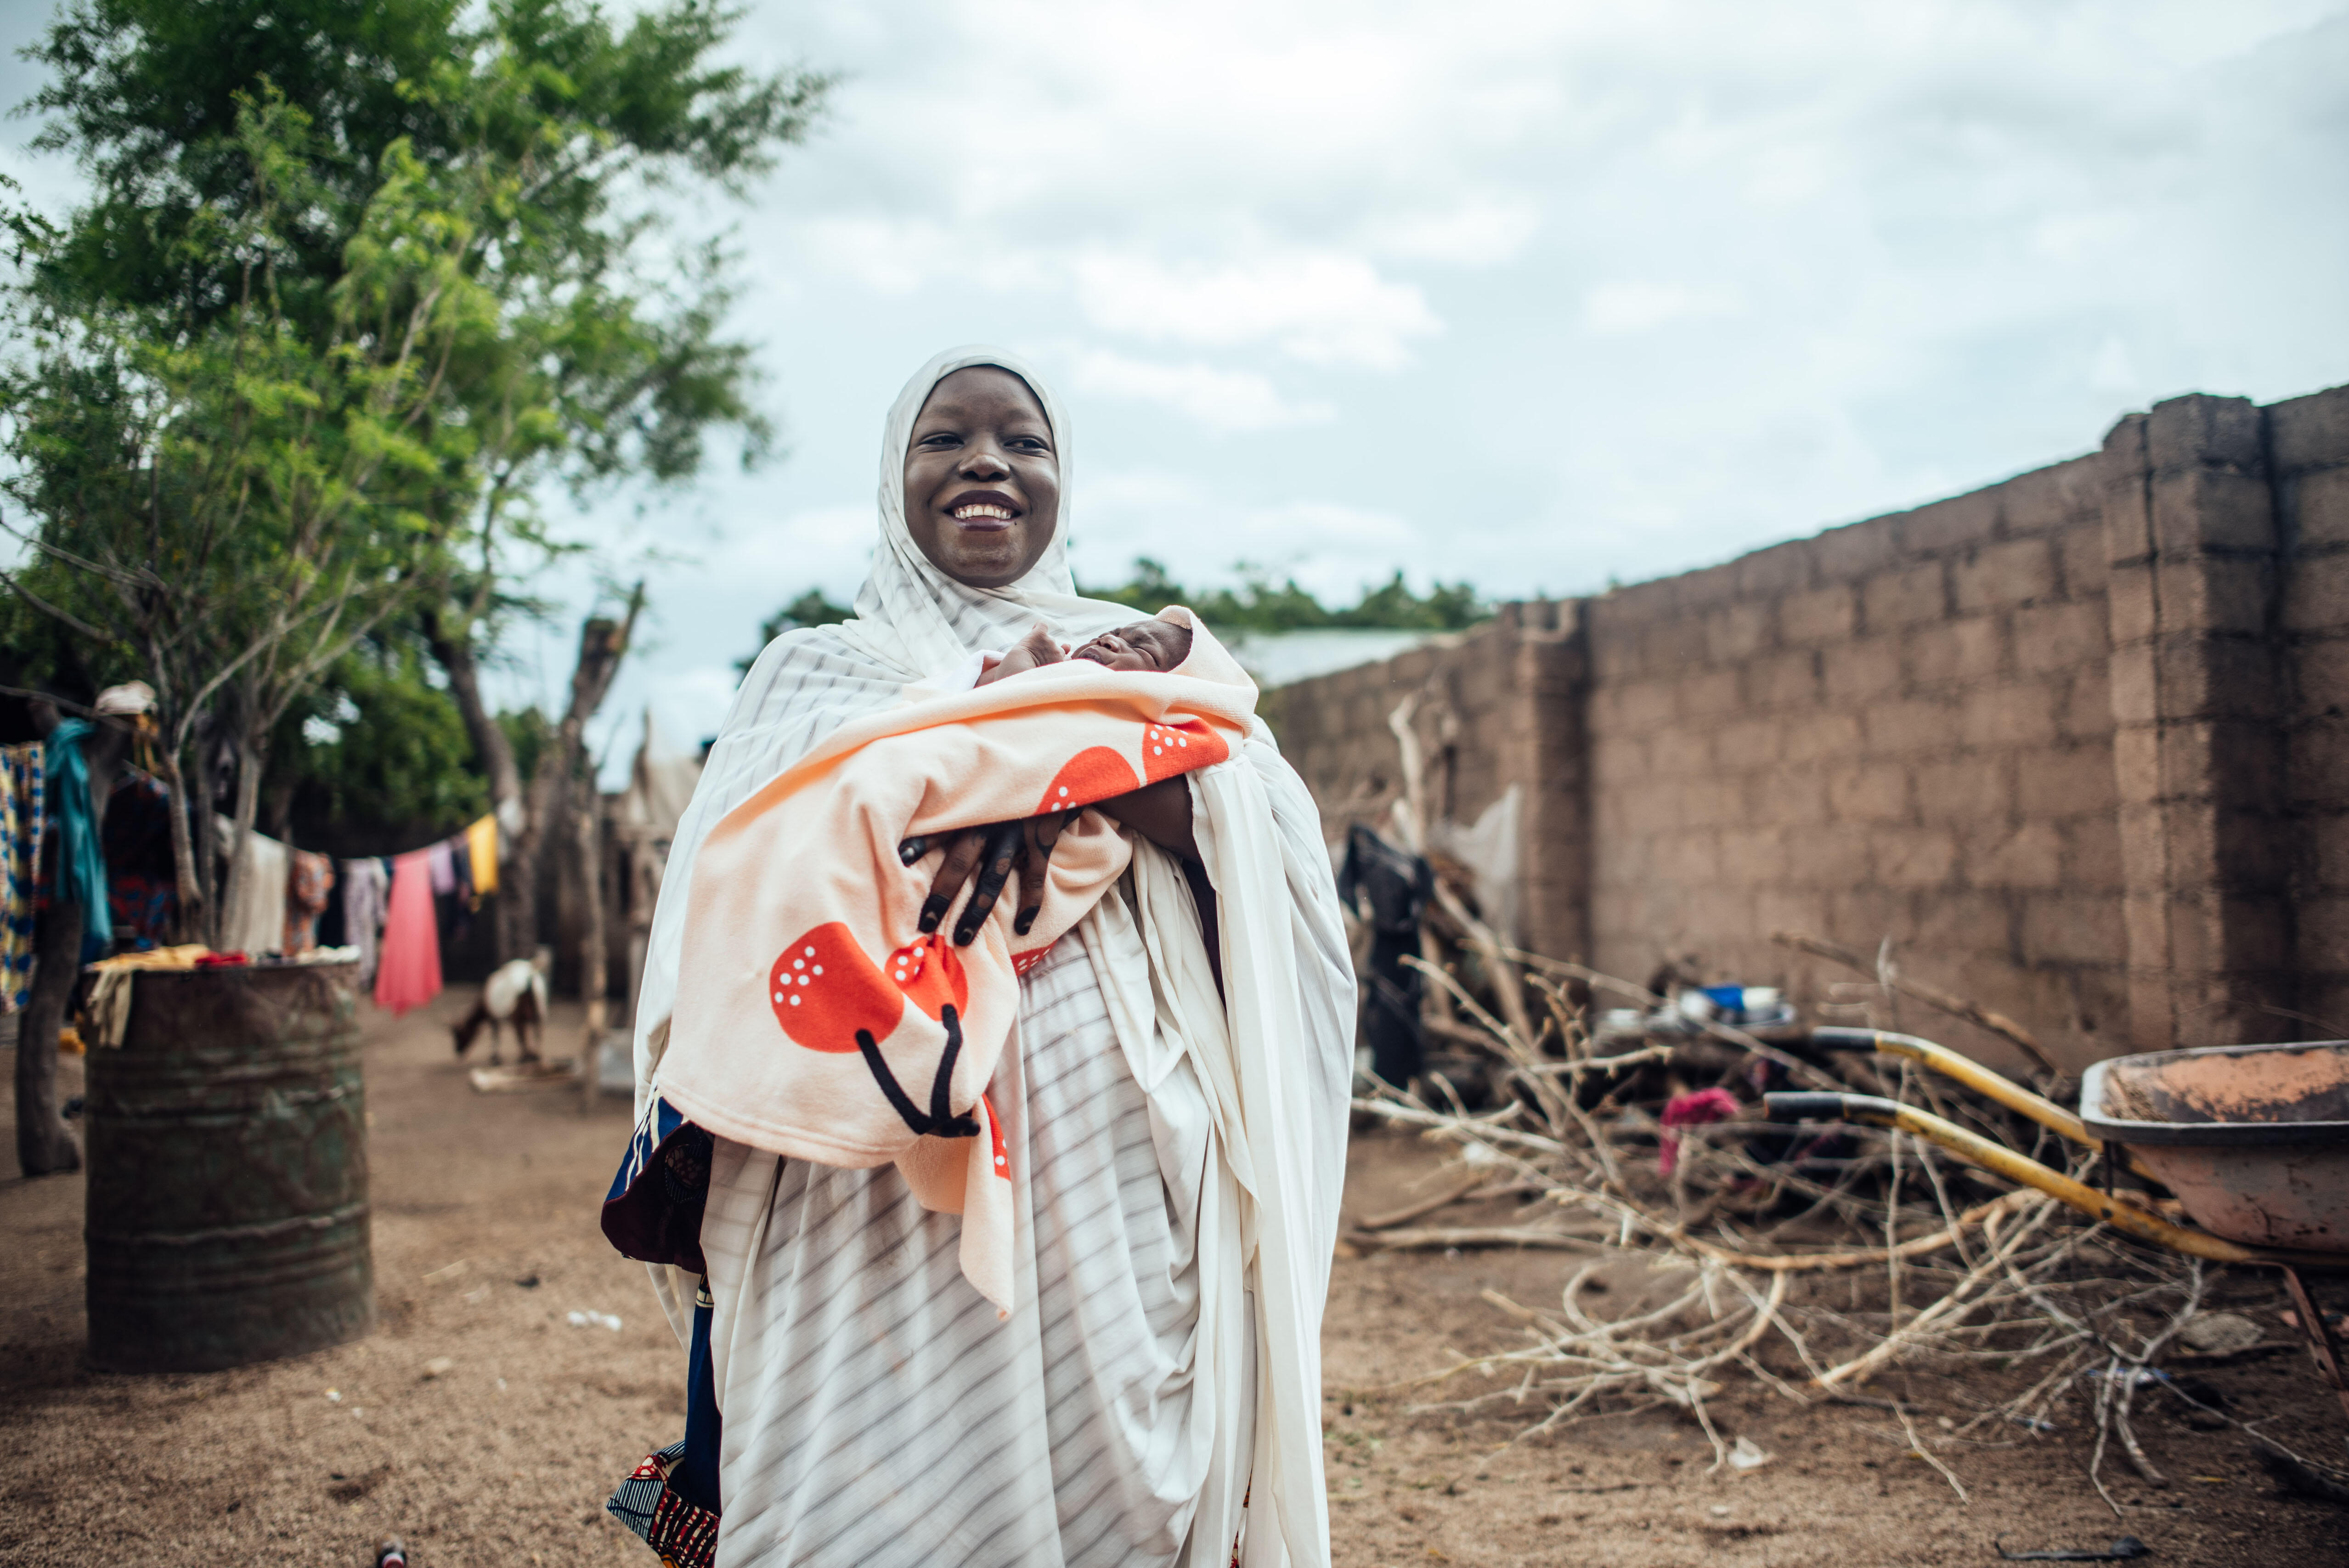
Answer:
[1679,666,1743,719]
[1704,600,1776,664]
[2022,894,2127,965]
[1683,779,1745,829]
[2155,633,2278,722]
[1826,761,1912,822]
[2297,894,2349,972]
[1718,827,1790,885]
[1828,887,1910,943]
[1785,824,1873,887]
[1897,489,2001,556]
[1905,616,2006,688]
[1672,563,1740,612]
[1734,540,1811,599]
[1645,616,1712,674]
[1753,887,1830,941]
[1741,649,1820,709]
[2151,468,2277,554]
[1865,696,1962,755]
[2295,467,2349,551]
[2309,812,2349,891]
[2156,556,2272,637]
[1779,584,1858,645]
[2158,718,2283,817]
[2063,816,2126,889]
[2001,456,2105,532]
[2107,646,2159,727]
[1861,562,1948,631]
[2104,561,2158,647]
[1954,538,2058,614]
[1822,639,1905,704]
[1915,752,2010,823]
[1961,682,2057,748]
[1966,821,2065,890]
[2015,745,2118,819]
[2146,393,2263,473]
[2284,547,2349,634]
[2061,667,2115,743]
[2269,386,2349,474]
[1607,679,1679,733]
[1780,710,1864,766]
[1750,766,1831,826]
[1811,518,1899,583]
[2012,601,2110,676]
[2057,518,2111,597]
[2290,718,2349,808]
[1712,716,1783,770]
[1874,827,1959,888]
[2297,638,2349,716]
[1592,735,1650,786]
[1909,889,2013,953]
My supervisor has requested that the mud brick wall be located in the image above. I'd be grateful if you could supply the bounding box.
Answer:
[1272,384,2349,1068]
[1582,457,2121,1072]
[2277,390,2349,1036]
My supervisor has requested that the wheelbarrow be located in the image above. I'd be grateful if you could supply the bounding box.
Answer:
[1770,1030,2349,1421]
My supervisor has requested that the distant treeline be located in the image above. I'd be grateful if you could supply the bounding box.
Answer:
[740,560,1485,669]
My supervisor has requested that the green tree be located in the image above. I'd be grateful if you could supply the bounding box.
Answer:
[13,0,828,958]
[736,587,852,672]
[1078,558,1487,635]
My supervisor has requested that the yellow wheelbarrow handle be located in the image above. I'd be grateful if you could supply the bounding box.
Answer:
[1811,1026,2087,1143]
[1765,1091,2343,1269]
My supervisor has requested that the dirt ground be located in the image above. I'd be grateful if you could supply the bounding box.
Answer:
[2,989,2344,1566]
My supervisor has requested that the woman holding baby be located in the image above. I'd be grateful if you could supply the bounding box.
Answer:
[614,348,1356,1568]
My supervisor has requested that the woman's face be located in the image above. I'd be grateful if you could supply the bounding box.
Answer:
[903,367,1061,589]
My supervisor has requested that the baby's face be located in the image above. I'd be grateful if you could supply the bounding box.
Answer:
[1072,619,1190,672]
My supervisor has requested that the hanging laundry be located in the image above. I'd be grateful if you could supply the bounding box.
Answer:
[103,770,177,949]
[426,840,455,896]
[373,850,443,1015]
[0,743,44,1014]
[284,850,335,954]
[443,836,475,948]
[46,720,111,961]
[215,818,288,956]
[340,857,390,989]
[465,812,499,897]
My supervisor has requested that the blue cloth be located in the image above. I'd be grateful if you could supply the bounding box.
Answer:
[43,720,110,961]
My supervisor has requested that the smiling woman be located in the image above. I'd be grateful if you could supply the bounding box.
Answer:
[614,346,1357,1568]
[902,367,1063,587]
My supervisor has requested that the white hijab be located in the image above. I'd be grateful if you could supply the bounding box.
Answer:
[634,346,1139,1100]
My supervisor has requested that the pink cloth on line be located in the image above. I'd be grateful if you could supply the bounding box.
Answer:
[426,840,456,895]
[374,850,443,1015]
[1658,1086,1743,1175]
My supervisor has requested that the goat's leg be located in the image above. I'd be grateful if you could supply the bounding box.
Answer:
[487,1017,502,1068]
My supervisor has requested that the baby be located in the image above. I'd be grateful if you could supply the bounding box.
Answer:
[976,615,1192,685]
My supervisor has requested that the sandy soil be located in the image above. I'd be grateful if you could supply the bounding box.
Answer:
[1,988,2343,1566]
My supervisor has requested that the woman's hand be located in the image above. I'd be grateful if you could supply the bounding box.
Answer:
[899,812,1077,944]
[896,779,1199,947]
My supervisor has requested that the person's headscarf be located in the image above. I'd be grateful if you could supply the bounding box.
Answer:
[632,346,1137,1100]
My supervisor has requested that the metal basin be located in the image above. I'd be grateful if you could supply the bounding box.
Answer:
[2079,1040,2349,1255]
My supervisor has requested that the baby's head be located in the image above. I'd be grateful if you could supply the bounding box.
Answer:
[1072,618,1191,673]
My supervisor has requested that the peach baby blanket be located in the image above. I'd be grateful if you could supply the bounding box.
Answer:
[655,613,1256,1314]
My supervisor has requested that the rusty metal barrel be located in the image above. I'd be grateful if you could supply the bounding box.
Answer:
[83,960,373,1372]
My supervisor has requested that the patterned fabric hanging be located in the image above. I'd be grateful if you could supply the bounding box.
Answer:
[0,743,45,1013]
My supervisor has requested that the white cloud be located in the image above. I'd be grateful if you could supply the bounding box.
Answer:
[1581,280,1744,335]
[1068,351,1333,431]
[1070,250,1442,370]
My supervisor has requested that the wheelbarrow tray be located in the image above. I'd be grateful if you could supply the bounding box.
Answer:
[2079,1040,2349,1255]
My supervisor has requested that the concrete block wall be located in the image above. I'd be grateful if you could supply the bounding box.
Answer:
[2277,388,2349,1034]
[1270,384,2349,1068]
[1582,454,2122,1072]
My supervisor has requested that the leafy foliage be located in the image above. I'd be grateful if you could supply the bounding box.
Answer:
[1084,558,1486,633]
[736,587,853,671]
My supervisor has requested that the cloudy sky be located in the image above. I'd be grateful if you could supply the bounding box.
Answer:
[6,0,2347,763]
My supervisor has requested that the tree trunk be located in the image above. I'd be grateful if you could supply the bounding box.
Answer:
[16,892,84,1176]
[426,609,528,962]
[576,791,607,1111]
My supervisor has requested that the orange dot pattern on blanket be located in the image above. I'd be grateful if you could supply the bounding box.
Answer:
[769,923,905,1054]
[1035,745,1143,817]
[885,933,970,1022]
[1141,717,1227,784]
